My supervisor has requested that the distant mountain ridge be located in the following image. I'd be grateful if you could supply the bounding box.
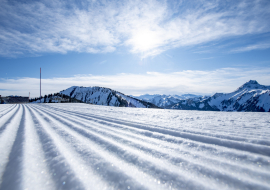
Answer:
[131,94,206,108]
[170,80,270,112]
[60,86,159,108]
[30,80,270,112]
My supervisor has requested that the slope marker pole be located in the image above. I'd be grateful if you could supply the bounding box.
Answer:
[40,67,41,103]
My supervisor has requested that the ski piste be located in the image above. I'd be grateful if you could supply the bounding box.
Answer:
[0,103,269,189]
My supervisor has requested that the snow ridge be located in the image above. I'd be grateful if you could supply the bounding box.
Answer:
[171,80,270,112]
[60,86,159,108]
[0,103,270,189]
[132,94,204,108]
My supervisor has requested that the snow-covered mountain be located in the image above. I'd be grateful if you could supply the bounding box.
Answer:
[60,86,159,108]
[132,94,204,108]
[30,93,83,103]
[171,80,270,112]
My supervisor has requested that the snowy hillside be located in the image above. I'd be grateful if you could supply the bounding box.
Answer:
[0,104,270,190]
[60,86,159,108]
[171,80,270,112]
[30,93,82,103]
[132,94,204,108]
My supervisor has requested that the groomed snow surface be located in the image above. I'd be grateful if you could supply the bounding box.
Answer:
[0,104,270,190]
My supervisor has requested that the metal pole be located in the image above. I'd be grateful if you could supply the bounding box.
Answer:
[40,68,41,103]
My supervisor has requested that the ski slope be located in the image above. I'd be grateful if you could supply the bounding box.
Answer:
[0,103,270,190]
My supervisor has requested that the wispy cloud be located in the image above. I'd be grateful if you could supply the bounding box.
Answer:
[231,43,270,53]
[195,57,215,61]
[99,60,107,65]
[1,67,270,97]
[0,0,270,58]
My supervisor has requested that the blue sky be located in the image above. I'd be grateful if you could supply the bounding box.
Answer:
[0,0,270,97]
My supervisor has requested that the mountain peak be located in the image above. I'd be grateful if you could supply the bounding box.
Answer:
[234,80,270,92]
[244,80,259,85]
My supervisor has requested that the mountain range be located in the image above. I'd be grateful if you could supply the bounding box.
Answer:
[30,80,270,112]
[60,86,159,108]
[170,80,270,112]
[131,94,208,108]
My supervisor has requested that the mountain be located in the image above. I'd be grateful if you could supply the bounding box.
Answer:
[170,80,270,112]
[130,94,160,102]
[131,94,204,108]
[29,93,84,103]
[60,86,159,108]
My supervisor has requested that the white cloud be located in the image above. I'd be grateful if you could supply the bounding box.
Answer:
[1,67,270,97]
[0,0,270,58]
[231,43,270,53]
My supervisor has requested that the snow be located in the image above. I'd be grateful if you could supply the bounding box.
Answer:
[235,80,270,92]
[60,86,151,108]
[199,103,204,108]
[31,97,59,103]
[0,103,270,190]
[132,94,203,108]
[254,91,270,112]
[204,81,270,111]
[116,93,146,108]
[130,94,160,102]
[167,80,270,112]
[61,86,117,105]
